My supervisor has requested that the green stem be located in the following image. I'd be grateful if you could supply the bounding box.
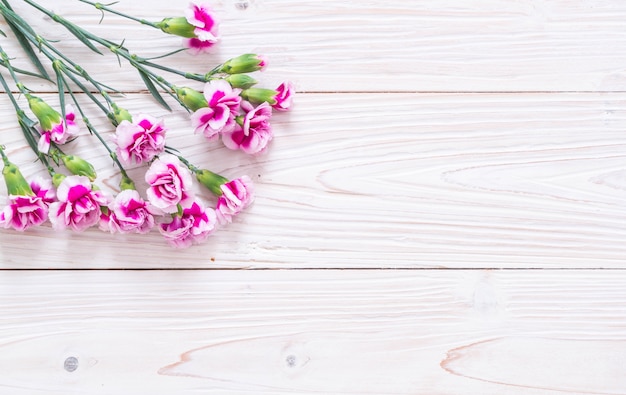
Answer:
[78,0,160,29]
[172,153,200,173]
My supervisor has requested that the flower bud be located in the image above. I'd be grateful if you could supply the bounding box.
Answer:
[26,94,61,131]
[113,104,133,124]
[157,17,196,38]
[2,162,33,196]
[240,88,279,105]
[195,169,229,196]
[62,155,97,181]
[52,173,66,188]
[119,176,136,191]
[225,74,258,89]
[175,86,208,111]
[220,54,267,74]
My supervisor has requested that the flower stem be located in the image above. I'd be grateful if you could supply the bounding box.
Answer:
[78,0,161,29]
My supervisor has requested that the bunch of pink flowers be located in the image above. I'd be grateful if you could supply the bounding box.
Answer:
[0,1,294,248]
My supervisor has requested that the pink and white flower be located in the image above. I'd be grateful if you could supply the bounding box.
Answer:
[48,176,110,232]
[272,81,294,111]
[221,101,273,154]
[0,195,48,231]
[159,199,217,248]
[114,114,167,165]
[215,175,255,225]
[37,105,79,154]
[29,176,56,206]
[184,2,219,54]
[101,189,156,234]
[145,154,194,214]
[191,79,241,140]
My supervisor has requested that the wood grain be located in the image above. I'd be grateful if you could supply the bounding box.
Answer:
[0,269,625,394]
[3,0,626,92]
[0,92,625,268]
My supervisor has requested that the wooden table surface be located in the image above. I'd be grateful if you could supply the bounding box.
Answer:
[1,0,626,393]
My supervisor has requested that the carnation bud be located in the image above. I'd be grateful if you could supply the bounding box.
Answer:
[62,155,97,181]
[195,169,229,196]
[52,173,66,188]
[175,86,208,111]
[240,88,279,105]
[119,176,136,191]
[2,162,33,196]
[225,74,258,89]
[26,94,61,131]
[113,104,133,124]
[220,54,267,74]
[156,17,196,38]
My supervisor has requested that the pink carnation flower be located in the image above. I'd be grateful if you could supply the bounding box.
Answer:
[145,154,194,214]
[101,189,156,234]
[191,80,241,140]
[114,114,167,165]
[48,176,110,232]
[159,199,217,248]
[29,176,56,206]
[222,101,273,154]
[184,2,219,54]
[0,195,48,231]
[37,105,79,154]
[272,81,295,111]
[215,175,255,225]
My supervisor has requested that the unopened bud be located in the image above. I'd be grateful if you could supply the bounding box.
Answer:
[220,54,267,74]
[2,162,33,196]
[225,74,258,89]
[175,86,207,111]
[62,155,97,181]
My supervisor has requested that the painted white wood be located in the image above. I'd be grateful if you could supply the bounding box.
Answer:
[0,269,625,394]
[1,92,625,268]
[2,0,626,92]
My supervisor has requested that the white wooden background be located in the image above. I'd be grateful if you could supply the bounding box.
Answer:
[1,0,626,393]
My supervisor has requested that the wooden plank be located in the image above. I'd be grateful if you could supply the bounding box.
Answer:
[0,269,625,394]
[3,0,626,92]
[0,92,625,269]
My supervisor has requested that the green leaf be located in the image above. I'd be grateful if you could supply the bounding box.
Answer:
[55,67,66,119]
[62,20,103,55]
[0,17,50,79]
[138,69,171,111]
[144,47,187,61]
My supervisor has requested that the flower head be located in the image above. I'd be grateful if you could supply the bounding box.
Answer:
[145,154,194,214]
[272,81,295,111]
[114,114,167,165]
[101,189,156,234]
[221,101,273,154]
[0,195,48,231]
[48,175,110,231]
[215,175,255,225]
[191,79,241,140]
[158,2,219,54]
[36,104,79,154]
[0,155,48,231]
[29,176,56,206]
[159,199,217,248]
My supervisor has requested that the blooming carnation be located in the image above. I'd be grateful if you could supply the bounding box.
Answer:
[114,114,167,165]
[215,175,255,225]
[184,2,219,53]
[145,154,194,214]
[0,195,48,231]
[191,79,241,140]
[222,101,273,154]
[159,199,217,248]
[101,189,156,234]
[48,176,110,231]
[37,105,79,154]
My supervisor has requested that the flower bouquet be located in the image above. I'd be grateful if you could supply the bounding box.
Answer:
[0,0,294,248]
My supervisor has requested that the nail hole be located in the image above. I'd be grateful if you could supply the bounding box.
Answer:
[286,354,296,367]
[64,356,78,372]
